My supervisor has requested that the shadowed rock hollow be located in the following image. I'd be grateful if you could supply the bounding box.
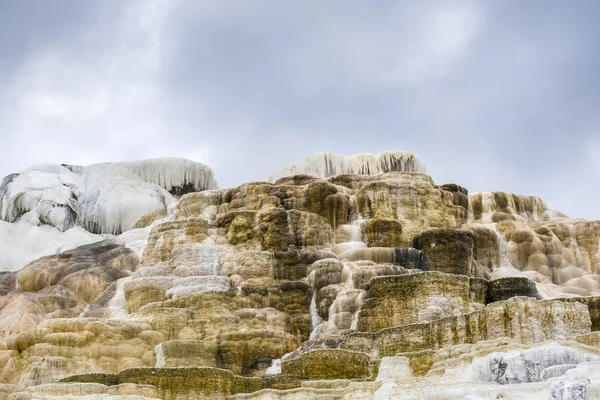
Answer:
[1,151,600,399]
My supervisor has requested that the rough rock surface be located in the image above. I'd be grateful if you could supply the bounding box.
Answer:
[2,151,600,399]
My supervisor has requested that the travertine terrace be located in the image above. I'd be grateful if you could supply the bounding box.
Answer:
[1,151,599,399]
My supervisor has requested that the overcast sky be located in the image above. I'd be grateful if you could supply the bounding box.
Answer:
[0,1,599,219]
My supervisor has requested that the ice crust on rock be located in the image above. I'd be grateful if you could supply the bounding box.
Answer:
[0,158,216,271]
[86,158,218,196]
[0,158,217,234]
[470,344,600,384]
[268,150,426,181]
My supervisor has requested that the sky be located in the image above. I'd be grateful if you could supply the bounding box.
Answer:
[0,1,599,219]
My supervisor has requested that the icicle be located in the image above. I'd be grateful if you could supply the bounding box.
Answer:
[268,150,426,181]
[114,158,218,194]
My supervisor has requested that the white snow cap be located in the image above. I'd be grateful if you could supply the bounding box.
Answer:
[268,150,426,181]
[0,157,218,235]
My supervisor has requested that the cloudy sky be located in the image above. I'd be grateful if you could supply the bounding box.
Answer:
[0,1,598,219]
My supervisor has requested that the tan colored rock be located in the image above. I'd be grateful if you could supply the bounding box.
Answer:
[124,277,174,313]
[2,318,155,386]
[487,277,540,302]
[276,281,312,318]
[13,241,136,304]
[176,190,224,222]
[218,331,299,375]
[133,209,168,229]
[469,225,500,277]
[559,296,600,330]
[220,251,272,282]
[281,349,371,380]
[56,367,264,400]
[355,173,467,245]
[155,340,219,368]
[361,219,402,248]
[141,218,208,266]
[222,211,257,245]
[270,250,337,282]
[0,289,83,343]
[0,384,23,397]
[350,262,415,290]
[357,272,472,332]
[311,259,344,290]
[7,164,600,398]
[316,284,342,320]
[469,192,549,223]
[346,297,590,358]
[576,331,600,347]
[412,229,477,276]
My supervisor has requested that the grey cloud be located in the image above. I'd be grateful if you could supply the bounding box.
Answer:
[0,0,599,218]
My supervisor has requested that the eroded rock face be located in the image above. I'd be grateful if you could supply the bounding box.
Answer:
[492,219,600,294]
[15,241,138,299]
[487,276,541,302]
[413,229,477,276]
[470,192,551,223]
[0,241,139,352]
[281,349,372,380]
[357,272,472,332]
[346,297,590,358]
[3,152,600,399]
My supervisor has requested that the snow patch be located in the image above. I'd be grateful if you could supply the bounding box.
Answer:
[0,218,104,271]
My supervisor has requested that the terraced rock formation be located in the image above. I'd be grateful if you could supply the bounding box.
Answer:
[1,151,599,399]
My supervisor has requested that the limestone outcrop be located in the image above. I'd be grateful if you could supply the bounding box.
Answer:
[346,296,590,358]
[1,151,600,399]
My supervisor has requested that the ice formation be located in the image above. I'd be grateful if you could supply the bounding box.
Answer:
[268,150,426,181]
[87,158,218,196]
[470,344,600,384]
[0,158,217,270]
